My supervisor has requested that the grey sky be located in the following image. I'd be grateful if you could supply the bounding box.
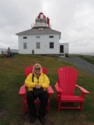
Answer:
[0,0,94,53]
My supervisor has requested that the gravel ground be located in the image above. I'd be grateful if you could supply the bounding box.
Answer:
[59,56,94,76]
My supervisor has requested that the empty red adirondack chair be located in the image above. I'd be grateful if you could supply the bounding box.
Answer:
[55,66,89,112]
[19,66,54,113]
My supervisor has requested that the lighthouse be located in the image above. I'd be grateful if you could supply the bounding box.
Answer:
[16,12,69,55]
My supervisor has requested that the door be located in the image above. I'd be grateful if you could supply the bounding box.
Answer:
[60,45,64,53]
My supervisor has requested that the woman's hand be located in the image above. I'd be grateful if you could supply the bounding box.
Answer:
[35,84,41,89]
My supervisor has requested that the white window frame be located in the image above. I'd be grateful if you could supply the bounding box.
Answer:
[49,36,54,38]
[49,42,54,49]
[23,42,27,49]
[23,36,27,39]
[36,36,40,38]
[36,42,40,49]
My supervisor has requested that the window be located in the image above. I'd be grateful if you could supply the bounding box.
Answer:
[40,19,43,22]
[36,42,40,49]
[36,19,39,23]
[49,42,54,49]
[49,36,54,38]
[38,28,43,31]
[23,42,27,49]
[36,36,40,38]
[23,36,27,39]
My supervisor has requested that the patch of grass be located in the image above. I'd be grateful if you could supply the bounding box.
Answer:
[79,55,94,64]
[0,55,94,125]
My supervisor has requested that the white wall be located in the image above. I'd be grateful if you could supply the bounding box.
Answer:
[18,34,60,54]
[19,36,31,54]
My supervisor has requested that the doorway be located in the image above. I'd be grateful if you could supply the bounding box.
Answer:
[60,45,64,53]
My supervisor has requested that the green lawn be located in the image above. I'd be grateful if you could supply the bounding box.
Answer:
[79,55,94,65]
[0,55,94,125]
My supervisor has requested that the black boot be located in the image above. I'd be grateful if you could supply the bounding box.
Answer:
[30,116,36,123]
[38,116,46,125]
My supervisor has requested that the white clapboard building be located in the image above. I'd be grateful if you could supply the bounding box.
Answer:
[16,12,69,55]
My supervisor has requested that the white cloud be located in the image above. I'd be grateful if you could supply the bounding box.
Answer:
[0,41,9,48]
[62,0,94,53]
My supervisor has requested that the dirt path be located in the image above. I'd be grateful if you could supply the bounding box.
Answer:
[59,56,94,76]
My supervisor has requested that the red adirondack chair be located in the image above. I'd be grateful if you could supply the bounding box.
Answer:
[19,66,54,113]
[55,66,89,112]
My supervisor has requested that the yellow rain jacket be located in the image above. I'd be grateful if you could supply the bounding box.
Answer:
[25,73,50,91]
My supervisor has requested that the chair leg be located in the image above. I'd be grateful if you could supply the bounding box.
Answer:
[80,102,83,111]
[23,104,28,113]
[58,101,61,112]
[47,101,50,112]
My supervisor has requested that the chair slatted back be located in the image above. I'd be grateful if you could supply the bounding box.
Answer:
[58,66,78,95]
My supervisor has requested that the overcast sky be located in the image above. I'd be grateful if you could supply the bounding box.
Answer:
[0,0,94,53]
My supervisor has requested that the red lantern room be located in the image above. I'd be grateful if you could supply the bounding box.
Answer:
[33,12,50,28]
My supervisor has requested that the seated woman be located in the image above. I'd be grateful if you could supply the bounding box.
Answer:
[25,63,50,124]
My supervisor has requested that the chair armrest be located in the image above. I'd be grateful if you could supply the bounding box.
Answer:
[76,84,90,94]
[55,82,63,93]
[47,86,54,95]
[19,84,26,95]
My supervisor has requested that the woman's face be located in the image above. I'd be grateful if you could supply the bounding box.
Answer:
[34,65,41,75]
